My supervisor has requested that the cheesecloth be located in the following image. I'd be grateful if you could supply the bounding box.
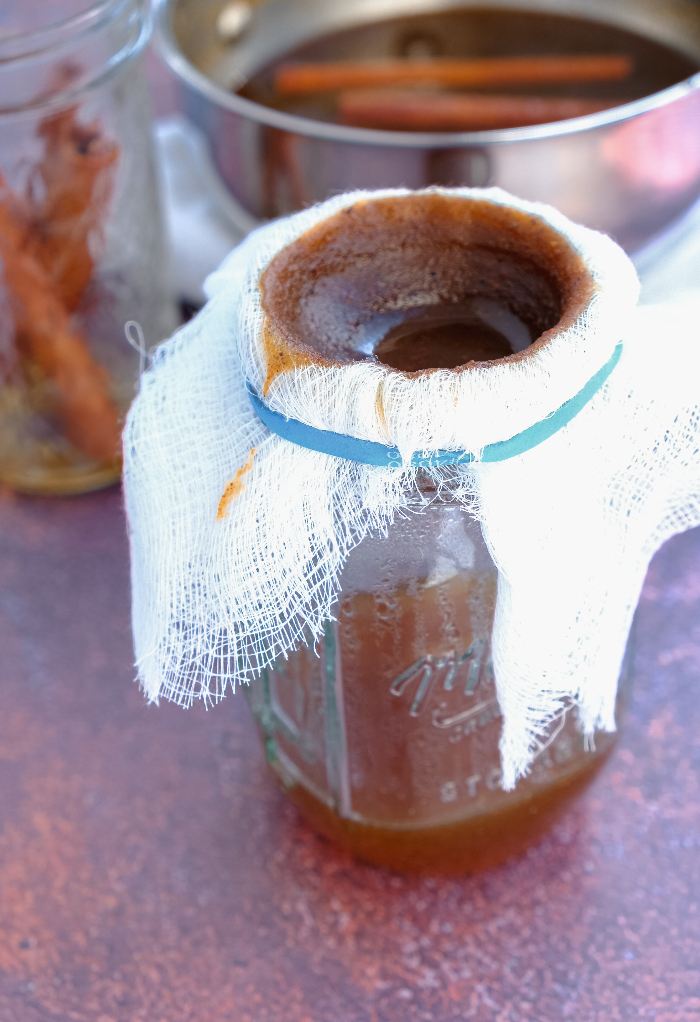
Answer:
[123,186,700,788]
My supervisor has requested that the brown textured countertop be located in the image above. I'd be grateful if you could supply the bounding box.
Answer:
[0,484,698,1021]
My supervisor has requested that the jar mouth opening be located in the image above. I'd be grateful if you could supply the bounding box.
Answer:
[259,193,595,380]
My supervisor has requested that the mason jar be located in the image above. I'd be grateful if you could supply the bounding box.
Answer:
[0,0,175,494]
[246,476,631,874]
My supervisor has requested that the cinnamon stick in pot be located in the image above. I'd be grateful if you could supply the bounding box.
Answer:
[275,54,633,95]
[338,91,619,131]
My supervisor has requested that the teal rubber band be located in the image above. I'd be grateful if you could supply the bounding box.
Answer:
[247,343,622,467]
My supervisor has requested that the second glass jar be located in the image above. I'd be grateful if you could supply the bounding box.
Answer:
[0,0,175,494]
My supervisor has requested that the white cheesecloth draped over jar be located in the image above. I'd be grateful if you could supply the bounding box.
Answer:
[123,187,700,789]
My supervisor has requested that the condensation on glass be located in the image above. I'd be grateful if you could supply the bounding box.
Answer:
[0,0,175,494]
[246,484,631,873]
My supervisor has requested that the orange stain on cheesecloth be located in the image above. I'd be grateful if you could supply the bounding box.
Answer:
[217,448,256,520]
[261,322,321,395]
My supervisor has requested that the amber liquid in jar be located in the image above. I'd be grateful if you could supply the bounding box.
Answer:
[246,497,622,874]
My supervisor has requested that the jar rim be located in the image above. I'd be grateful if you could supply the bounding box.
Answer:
[0,0,150,116]
[259,192,595,379]
[0,0,121,56]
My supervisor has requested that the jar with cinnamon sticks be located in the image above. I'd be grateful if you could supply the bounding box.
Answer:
[0,0,175,494]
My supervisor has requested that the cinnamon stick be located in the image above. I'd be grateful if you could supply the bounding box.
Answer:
[26,107,119,312]
[338,91,618,131]
[0,175,122,462]
[275,54,633,95]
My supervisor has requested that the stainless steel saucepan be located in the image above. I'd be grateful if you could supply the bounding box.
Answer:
[154,0,700,251]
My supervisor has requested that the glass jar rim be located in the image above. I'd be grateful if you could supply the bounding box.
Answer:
[0,0,150,115]
[0,0,128,57]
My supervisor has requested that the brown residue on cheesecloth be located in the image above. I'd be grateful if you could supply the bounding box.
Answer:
[258,192,596,385]
[259,322,331,396]
[374,380,389,441]
[216,448,256,520]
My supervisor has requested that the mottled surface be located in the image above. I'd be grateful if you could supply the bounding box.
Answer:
[0,484,698,1022]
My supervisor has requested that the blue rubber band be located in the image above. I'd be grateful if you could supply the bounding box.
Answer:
[246,343,622,467]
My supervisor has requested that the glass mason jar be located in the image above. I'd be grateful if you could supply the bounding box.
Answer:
[0,0,175,494]
[246,479,632,874]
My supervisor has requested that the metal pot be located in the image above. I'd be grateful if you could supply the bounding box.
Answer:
[154,0,700,251]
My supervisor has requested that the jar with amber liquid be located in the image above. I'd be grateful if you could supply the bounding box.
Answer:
[238,188,636,874]
[245,479,631,874]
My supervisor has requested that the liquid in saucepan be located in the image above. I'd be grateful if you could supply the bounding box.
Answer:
[238,8,699,129]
